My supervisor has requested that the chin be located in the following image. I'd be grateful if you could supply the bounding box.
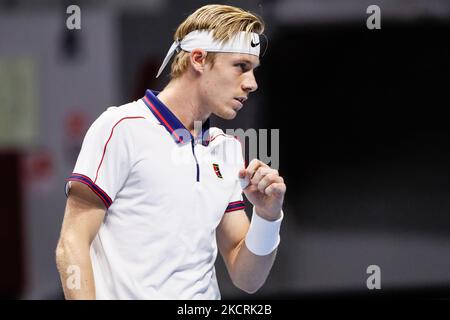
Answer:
[215,108,237,120]
[222,111,238,120]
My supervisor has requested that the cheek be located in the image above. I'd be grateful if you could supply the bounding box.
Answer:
[203,77,223,98]
[201,70,233,103]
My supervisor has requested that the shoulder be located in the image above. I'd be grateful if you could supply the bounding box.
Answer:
[208,127,242,147]
[89,100,148,134]
[96,101,147,126]
[208,127,244,165]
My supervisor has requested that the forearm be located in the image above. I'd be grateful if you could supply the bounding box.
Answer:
[56,239,96,300]
[229,240,278,294]
[229,207,282,293]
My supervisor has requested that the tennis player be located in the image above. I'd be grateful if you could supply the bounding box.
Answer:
[56,4,286,300]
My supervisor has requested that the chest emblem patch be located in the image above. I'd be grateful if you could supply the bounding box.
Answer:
[212,163,223,179]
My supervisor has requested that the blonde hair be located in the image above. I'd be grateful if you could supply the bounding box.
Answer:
[170,4,265,79]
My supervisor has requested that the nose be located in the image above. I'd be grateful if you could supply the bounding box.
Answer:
[242,70,258,93]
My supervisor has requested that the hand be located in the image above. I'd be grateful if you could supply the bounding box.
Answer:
[238,159,286,221]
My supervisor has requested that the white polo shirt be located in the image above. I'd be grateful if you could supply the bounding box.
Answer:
[65,89,245,300]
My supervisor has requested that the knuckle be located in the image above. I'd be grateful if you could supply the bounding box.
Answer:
[258,183,265,192]
[269,173,278,180]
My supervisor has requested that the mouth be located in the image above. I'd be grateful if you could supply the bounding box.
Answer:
[234,97,247,103]
[233,97,247,109]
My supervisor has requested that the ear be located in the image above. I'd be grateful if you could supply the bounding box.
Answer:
[189,49,208,74]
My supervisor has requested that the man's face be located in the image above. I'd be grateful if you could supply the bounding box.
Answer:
[199,52,260,120]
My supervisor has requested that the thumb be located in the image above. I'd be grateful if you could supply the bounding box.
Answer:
[238,169,250,189]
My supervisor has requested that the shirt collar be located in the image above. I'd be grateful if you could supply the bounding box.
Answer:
[142,89,210,146]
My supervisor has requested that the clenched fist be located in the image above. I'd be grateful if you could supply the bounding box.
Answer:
[239,159,286,221]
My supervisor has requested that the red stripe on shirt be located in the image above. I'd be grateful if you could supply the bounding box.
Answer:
[94,116,145,184]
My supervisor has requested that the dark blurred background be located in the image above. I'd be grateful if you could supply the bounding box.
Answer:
[1,0,450,299]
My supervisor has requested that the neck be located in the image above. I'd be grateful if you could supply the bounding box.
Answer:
[157,76,210,137]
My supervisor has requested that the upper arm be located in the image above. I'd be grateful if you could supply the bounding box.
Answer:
[59,181,107,246]
[216,209,250,271]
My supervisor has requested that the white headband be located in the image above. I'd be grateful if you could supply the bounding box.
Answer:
[156,30,261,78]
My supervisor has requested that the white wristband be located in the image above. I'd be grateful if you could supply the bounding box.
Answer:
[245,207,283,256]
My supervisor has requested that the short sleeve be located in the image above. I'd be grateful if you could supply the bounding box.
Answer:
[65,110,140,208]
[224,138,246,213]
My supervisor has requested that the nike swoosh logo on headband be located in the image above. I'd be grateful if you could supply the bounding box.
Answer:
[250,40,260,47]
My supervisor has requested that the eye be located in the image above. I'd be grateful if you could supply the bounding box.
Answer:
[235,63,248,72]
